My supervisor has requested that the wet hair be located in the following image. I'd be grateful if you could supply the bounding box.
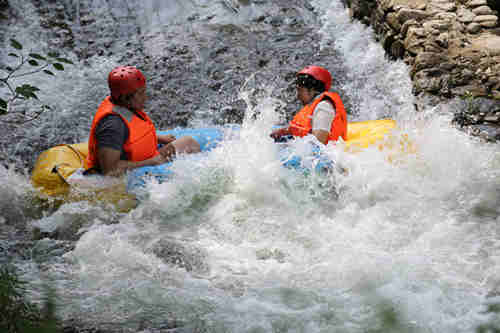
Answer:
[296,74,326,92]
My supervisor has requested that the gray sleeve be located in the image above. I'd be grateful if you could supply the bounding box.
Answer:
[95,114,129,155]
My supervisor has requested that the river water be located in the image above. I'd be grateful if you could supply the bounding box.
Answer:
[2,0,500,332]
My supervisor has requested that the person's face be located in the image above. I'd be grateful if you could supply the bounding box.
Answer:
[297,85,315,105]
[129,86,147,110]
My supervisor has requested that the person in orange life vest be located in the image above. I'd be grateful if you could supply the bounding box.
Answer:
[86,66,200,176]
[270,66,347,145]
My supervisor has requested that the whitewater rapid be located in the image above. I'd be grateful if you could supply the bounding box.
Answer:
[2,0,500,332]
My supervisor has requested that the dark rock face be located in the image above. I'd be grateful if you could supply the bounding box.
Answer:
[0,0,13,21]
[0,0,8,11]
[488,0,500,13]
[28,0,337,130]
[345,0,500,141]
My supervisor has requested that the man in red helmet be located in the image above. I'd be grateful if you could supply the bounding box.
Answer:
[86,66,200,176]
[270,66,347,145]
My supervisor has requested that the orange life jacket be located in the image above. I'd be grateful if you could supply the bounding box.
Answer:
[86,96,159,170]
[289,92,347,143]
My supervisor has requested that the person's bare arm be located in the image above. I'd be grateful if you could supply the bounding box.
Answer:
[311,129,329,145]
[98,147,167,176]
[97,147,122,176]
[158,136,201,161]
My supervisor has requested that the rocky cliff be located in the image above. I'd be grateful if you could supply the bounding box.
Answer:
[345,0,500,141]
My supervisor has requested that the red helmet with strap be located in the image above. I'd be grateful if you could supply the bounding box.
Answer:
[108,66,146,99]
[297,65,332,91]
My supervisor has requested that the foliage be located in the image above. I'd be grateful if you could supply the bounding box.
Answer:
[0,264,59,333]
[0,38,74,124]
[476,302,500,333]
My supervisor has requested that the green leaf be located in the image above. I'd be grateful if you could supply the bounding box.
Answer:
[52,63,64,71]
[56,57,74,65]
[47,52,59,58]
[43,70,55,76]
[28,59,39,66]
[0,98,7,109]
[8,53,19,58]
[0,108,6,115]
[29,53,46,61]
[10,39,23,50]
[15,84,41,100]
[15,86,27,96]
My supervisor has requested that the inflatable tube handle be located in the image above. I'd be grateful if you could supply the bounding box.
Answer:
[49,144,86,185]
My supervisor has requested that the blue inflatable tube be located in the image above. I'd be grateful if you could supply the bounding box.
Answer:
[126,127,227,191]
[127,126,335,192]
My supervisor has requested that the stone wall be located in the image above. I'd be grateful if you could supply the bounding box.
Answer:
[345,0,500,141]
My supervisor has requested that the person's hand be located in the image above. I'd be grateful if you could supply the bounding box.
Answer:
[150,153,169,166]
[159,143,176,161]
[270,130,281,140]
[162,134,176,144]
[270,128,287,140]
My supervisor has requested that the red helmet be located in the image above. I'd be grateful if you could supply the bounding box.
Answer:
[297,65,332,91]
[108,66,146,99]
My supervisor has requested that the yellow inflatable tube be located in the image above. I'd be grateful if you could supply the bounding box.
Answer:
[31,142,136,211]
[31,143,89,196]
[31,119,407,197]
[345,119,396,149]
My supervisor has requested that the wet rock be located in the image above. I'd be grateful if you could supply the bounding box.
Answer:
[469,0,488,7]
[451,96,500,141]
[414,52,447,71]
[149,238,209,274]
[473,5,494,15]
[469,124,500,141]
[30,238,75,262]
[468,22,483,33]
[404,27,426,54]
[484,114,500,122]
[256,248,287,263]
[428,1,457,13]
[349,0,377,25]
[397,8,430,23]
[458,7,476,22]
[474,14,499,23]
[479,19,498,28]
[216,104,247,124]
